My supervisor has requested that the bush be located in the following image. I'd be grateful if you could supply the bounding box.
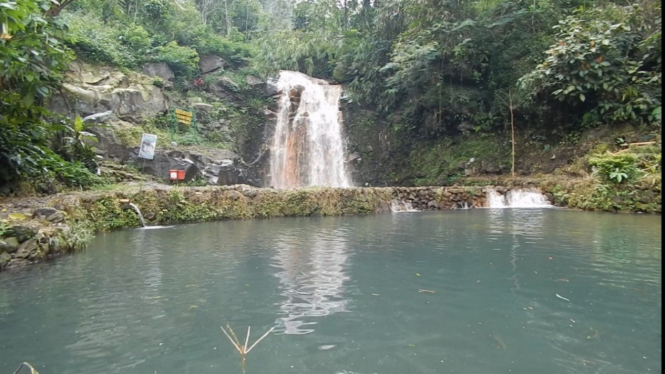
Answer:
[588,153,641,184]
[154,41,200,77]
[64,12,137,67]
[119,24,151,52]
[519,4,662,125]
[190,31,253,67]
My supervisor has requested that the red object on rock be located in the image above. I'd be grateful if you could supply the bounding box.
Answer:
[169,170,185,181]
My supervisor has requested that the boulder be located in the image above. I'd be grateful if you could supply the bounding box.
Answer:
[82,110,113,124]
[48,62,169,122]
[193,103,214,112]
[266,78,279,97]
[104,86,168,122]
[202,160,248,186]
[16,239,39,260]
[0,237,19,253]
[480,160,501,174]
[134,150,200,182]
[0,252,10,269]
[46,211,66,223]
[142,62,175,88]
[245,75,263,86]
[12,224,39,243]
[32,207,58,220]
[200,55,225,74]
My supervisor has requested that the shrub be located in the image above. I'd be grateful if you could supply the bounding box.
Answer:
[119,23,151,52]
[588,153,640,183]
[154,41,200,77]
[152,77,165,88]
[63,12,137,67]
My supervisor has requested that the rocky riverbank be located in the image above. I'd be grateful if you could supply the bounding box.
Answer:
[0,181,660,271]
[0,184,494,270]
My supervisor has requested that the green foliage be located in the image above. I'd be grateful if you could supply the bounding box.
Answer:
[1,0,74,104]
[588,153,640,184]
[519,3,662,125]
[0,1,104,191]
[154,41,200,77]
[53,115,100,170]
[63,11,138,67]
[119,23,151,51]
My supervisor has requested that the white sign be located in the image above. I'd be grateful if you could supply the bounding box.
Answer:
[138,133,157,160]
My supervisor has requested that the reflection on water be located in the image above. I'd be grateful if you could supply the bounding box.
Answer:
[272,226,350,334]
[0,210,660,374]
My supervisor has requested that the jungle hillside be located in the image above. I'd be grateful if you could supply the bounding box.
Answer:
[0,0,661,212]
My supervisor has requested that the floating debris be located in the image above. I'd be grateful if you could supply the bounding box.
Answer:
[555,293,571,302]
[221,324,275,373]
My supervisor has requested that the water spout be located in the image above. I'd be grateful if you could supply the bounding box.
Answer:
[128,203,147,227]
[269,71,352,188]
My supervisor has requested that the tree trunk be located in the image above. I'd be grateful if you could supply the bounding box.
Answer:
[45,0,76,17]
[509,90,516,178]
[224,0,231,36]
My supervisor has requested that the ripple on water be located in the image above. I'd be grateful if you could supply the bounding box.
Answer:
[0,210,660,374]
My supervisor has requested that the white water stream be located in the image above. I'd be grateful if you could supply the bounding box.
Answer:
[269,71,351,189]
[486,188,552,208]
[390,199,419,213]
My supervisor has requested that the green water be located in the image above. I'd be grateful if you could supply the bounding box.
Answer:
[0,209,661,373]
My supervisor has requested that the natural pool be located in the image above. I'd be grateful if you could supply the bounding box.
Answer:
[0,209,661,374]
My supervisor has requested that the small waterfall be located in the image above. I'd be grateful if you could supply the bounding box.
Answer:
[486,188,552,208]
[128,203,147,227]
[269,71,352,189]
[390,199,419,213]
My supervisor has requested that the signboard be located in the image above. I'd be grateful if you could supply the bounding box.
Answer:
[174,109,193,125]
[138,133,157,160]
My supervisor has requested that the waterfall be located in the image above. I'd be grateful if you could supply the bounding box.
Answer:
[269,71,352,189]
[486,188,552,208]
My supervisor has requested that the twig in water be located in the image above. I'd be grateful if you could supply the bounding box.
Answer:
[555,293,571,302]
[221,324,275,373]
[13,362,38,374]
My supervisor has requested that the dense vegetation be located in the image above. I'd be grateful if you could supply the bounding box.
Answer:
[0,0,661,196]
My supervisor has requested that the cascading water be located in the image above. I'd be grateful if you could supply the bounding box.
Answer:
[269,71,352,189]
[390,199,419,213]
[486,188,552,208]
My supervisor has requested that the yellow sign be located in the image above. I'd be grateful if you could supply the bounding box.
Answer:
[175,109,193,125]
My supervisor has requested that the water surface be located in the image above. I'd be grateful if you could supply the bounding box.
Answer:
[0,209,661,373]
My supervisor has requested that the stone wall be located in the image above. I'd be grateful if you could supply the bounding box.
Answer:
[0,185,495,270]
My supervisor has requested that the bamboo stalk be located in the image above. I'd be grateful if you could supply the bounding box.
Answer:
[12,362,38,374]
[244,326,251,352]
[246,327,276,353]
[220,326,243,354]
